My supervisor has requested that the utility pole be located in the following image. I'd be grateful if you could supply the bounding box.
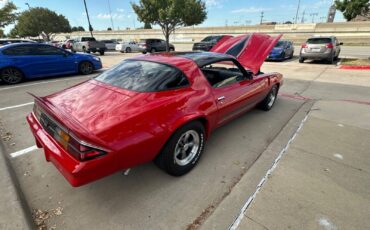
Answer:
[107,0,114,30]
[260,11,264,25]
[310,13,318,23]
[83,0,94,37]
[320,16,326,22]
[301,10,306,23]
[294,0,301,24]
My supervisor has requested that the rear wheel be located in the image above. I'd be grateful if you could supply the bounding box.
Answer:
[155,121,205,176]
[327,54,334,64]
[125,47,132,53]
[169,47,175,52]
[1,68,23,84]
[78,61,94,75]
[299,57,305,63]
[150,48,156,53]
[99,50,105,55]
[258,85,278,111]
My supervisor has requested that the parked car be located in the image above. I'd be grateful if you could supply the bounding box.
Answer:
[71,37,107,55]
[100,39,119,51]
[26,33,282,187]
[266,40,294,61]
[0,43,102,84]
[299,36,342,64]
[138,38,175,53]
[192,35,233,51]
[0,39,35,47]
[115,41,140,53]
[61,39,75,49]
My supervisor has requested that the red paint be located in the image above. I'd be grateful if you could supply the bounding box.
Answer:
[210,33,282,74]
[340,65,370,70]
[27,34,283,187]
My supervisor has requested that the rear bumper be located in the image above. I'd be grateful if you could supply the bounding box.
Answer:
[300,50,332,60]
[26,112,118,187]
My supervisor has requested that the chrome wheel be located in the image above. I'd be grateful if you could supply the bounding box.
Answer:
[1,68,23,84]
[267,87,277,108]
[174,130,200,166]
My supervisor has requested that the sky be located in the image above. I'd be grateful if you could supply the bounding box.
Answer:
[1,0,345,33]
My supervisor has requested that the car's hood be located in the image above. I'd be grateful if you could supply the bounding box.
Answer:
[210,33,282,74]
[271,47,284,53]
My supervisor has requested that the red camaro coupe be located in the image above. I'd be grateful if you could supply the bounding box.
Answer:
[27,33,283,187]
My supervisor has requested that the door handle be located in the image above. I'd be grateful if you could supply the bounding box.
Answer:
[217,96,226,101]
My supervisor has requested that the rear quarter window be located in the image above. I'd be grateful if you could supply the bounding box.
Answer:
[95,60,189,92]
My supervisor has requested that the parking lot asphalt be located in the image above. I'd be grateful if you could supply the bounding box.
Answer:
[0,50,369,229]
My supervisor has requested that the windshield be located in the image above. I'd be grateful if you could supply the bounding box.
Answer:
[307,38,331,44]
[201,36,222,43]
[274,41,286,48]
[95,60,189,92]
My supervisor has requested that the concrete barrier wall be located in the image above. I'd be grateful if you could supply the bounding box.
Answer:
[54,21,370,46]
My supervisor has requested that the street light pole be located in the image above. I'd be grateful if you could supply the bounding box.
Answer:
[83,0,94,37]
[107,0,114,30]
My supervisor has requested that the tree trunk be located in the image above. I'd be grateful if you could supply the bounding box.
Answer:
[165,25,170,52]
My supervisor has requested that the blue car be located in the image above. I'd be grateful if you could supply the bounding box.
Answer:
[266,40,294,61]
[0,43,102,84]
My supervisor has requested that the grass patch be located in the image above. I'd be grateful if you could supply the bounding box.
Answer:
[341,58,370,66]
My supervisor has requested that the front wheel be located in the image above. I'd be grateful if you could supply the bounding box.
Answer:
[155,121,205,176]
[258,85,278,111]
[1,68,24,84]
[99,50,105,55]
[125,47,132,53]
[78,61,94,75]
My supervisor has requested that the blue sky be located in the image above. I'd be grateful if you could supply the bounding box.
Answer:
[1,0,345,33]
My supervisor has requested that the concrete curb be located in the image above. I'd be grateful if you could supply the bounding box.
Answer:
[0,141,34,229]
[200,99,315,230]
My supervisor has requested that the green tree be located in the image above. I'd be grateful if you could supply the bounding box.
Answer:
[132,0,207,51]
[335,0,370,21]
[144,22,152,29]
[8,26,19,38]
[0,2,18,28]
[71,26,85,32]
[15,7,71,40]
[0,29,4,38]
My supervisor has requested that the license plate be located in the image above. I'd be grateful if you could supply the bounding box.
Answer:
[311,48,321,52]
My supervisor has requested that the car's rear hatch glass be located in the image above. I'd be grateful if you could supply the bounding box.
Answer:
[307,38,331,44]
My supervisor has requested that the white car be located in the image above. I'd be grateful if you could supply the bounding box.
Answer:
[115,41,140,53]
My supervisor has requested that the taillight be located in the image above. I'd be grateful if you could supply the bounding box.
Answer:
[66,135,107,161]
[326,43,334,49]
[301,43,308,48]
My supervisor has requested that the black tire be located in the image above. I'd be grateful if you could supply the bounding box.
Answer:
[155,121,205,176]
[0,67,24,84]
[169,47,175,52]
[299,57,305,63]
[125,47,131,53]
[78,61,94,75]
[289,52,294,59]
[82,47,87,53]
[71,47,76,53]
[258,85,279,111]
[150,48,156,53]
[99,50,105,55]
[327,55,334,64]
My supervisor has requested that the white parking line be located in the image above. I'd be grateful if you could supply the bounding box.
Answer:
[0,102,34,111]
[10,145,38,158]
[229,114,309,230]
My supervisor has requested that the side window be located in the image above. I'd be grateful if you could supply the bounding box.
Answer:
[201,60,247,88]
[34,46,64,55]
[2,45,34,56]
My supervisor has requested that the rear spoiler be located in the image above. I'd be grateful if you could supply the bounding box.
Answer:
[28,92,106,146]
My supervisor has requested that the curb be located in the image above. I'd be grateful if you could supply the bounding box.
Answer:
[340,65,370,70]
[0,141,34,229]
[200,99,315,230]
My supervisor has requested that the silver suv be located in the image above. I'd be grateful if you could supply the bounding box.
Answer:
[299,36,343,64]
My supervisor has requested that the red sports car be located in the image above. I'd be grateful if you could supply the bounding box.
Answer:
[27,33,283,187]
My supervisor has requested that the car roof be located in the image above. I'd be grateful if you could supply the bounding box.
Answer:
[0,42,54,51]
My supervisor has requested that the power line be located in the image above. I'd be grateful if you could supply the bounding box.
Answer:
[294,0,301,24]
[301,10,306,23]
